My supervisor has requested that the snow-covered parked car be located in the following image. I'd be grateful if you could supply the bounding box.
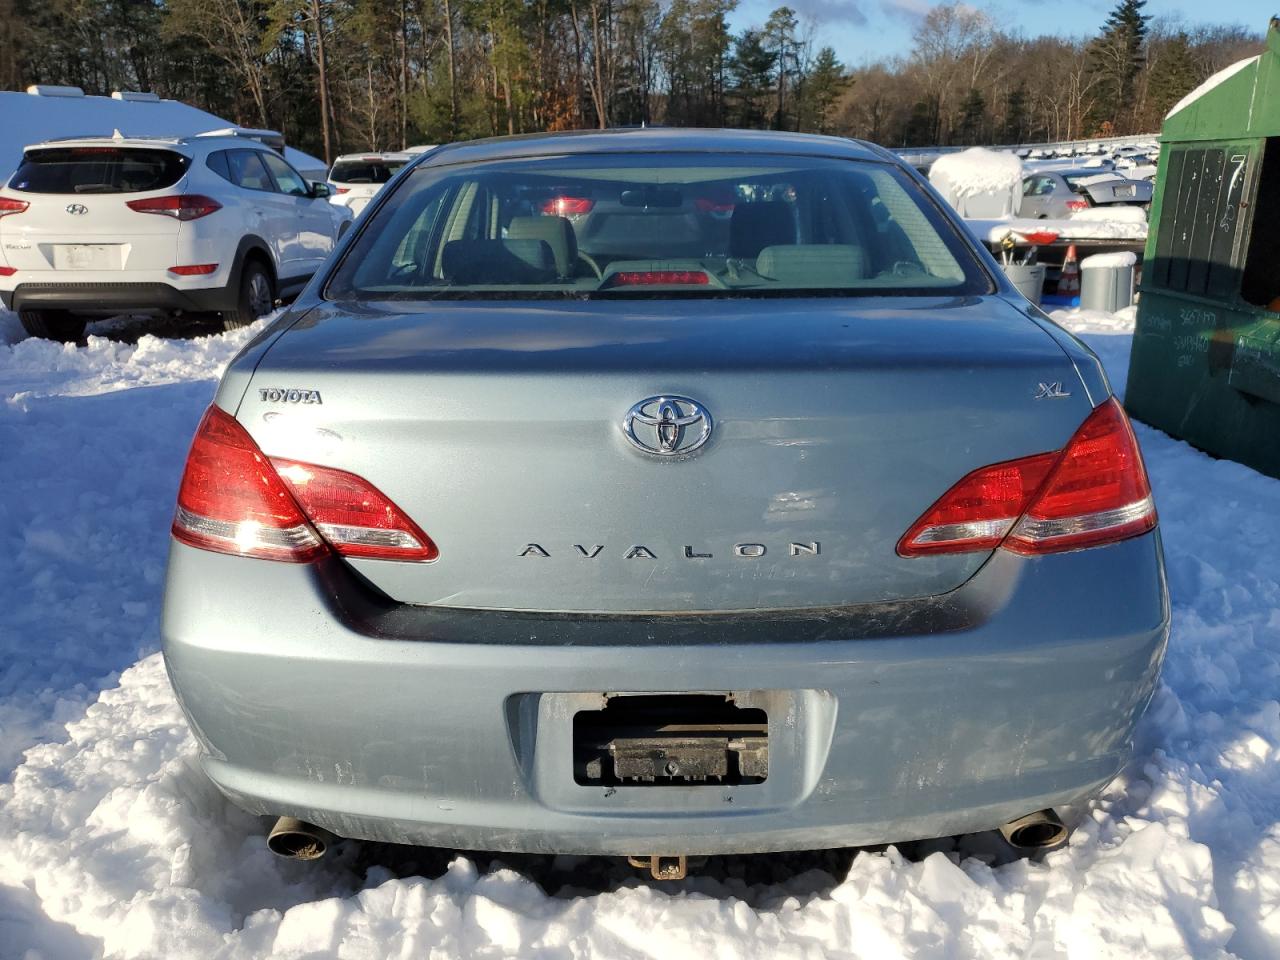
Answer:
[1020,169,1153,219]
[162,128,1169,876]
[0,134,352,341]
[327,151,412,216]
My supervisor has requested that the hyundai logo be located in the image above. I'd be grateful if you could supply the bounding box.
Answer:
[622,396,712,456]
[65,203,88,215]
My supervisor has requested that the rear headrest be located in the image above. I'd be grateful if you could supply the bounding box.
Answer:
[507,215,578,278]
[729,201,796,260]
[441,239,556,284]
[756,245,869,284]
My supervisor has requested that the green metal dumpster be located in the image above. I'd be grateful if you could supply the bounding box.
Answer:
[1126,19,1280,478]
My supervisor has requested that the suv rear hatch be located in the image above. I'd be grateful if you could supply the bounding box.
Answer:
[0,145,189,274]
[235,296,1093,613]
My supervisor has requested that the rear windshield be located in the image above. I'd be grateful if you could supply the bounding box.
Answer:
[325,152,991,300]
[330,159,407,184]
[9,147,189,194]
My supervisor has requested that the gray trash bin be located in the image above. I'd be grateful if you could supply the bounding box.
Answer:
[1002,263,1046,306]
[1080,252,1137,312]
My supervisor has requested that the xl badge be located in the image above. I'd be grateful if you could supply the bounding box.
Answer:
[1034,382,1071,400]
[622,396,712,456]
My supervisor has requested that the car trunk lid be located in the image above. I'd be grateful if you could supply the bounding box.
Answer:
[240,295,1094,613]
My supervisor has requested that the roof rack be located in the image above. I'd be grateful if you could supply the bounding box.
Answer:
[26,85,85,98]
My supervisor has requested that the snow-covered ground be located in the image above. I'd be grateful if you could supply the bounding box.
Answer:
[2,307,1279,959]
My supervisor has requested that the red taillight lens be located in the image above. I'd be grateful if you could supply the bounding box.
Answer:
[173,407,326,562]
[272,460,438,562]
[898,398,1155,557]
[1065,199,1090,212]
[897,453,1058,556]
[172,406,437,564]
[0,197,29,217]
[127,194,222,221]
[540,196,593,217]
[169,263,219,276]
[0,266,16,277]
[1005,398,1156,554]
[335,187,350,194]
[603,270,710,288]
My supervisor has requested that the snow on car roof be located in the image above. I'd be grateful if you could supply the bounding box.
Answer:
[0,90,326,180]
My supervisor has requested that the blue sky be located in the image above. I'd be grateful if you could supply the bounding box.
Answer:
[727,0,1272,66]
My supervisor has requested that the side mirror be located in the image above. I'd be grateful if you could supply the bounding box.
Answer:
[309,181,332,199]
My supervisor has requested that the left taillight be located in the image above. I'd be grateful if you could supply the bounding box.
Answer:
[898,398,1156,557]
[0,197,29,217]
[127,194,222,221]
[173,406,437,563]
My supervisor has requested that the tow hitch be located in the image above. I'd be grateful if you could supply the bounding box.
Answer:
[628,854,689,880]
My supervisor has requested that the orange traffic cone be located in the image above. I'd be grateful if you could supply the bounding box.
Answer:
[1057,244,1081,299]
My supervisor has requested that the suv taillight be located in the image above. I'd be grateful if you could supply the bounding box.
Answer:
[898,398,1156,557]
[0,197,29,217]
[127,194,222,221]
[173,407,437,563]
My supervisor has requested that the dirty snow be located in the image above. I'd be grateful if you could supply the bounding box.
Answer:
[2,307,1280,959]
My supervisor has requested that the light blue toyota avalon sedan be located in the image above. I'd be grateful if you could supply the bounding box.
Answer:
[161,129,1168,876]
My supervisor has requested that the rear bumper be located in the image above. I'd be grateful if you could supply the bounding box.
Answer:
[161,534,1169,855]
[0,280,233,315]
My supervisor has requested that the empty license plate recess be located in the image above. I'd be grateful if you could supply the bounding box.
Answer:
[573,693,768,786]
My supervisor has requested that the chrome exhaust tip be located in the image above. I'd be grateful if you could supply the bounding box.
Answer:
[999,809,1069,852]
[267,816,335,861]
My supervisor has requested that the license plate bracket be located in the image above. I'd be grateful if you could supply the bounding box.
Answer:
[573,694,768,786]
[53,244,121,270]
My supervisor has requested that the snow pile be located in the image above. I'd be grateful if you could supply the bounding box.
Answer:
[2,310,1280,958]
[1,322,261,402]
[1080,251,1138,270]
[1072,205,1148,224]
[929,148,1023,218]
[0,318,269,778]
[972,215,1147,243]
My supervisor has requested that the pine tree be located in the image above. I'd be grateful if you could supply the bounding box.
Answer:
[803,46,848,134]
[1087,0,1151,132]
[728,30,778,128]
[957,87,986,143]
[1145,32,1199,122]
[1002,83,1029,144]
[763,6,800,130]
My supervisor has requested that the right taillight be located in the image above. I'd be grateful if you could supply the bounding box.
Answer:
[172,406,437,563]
[127,194,222,221]
[898,398,1156,557]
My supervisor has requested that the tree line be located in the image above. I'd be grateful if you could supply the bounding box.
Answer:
[0,0,1264,164]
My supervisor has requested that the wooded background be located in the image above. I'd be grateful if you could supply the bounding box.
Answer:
[0,0,1263,163]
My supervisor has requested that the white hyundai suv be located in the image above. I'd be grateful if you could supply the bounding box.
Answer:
[326,152,412,216]
[0,134,352,341]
